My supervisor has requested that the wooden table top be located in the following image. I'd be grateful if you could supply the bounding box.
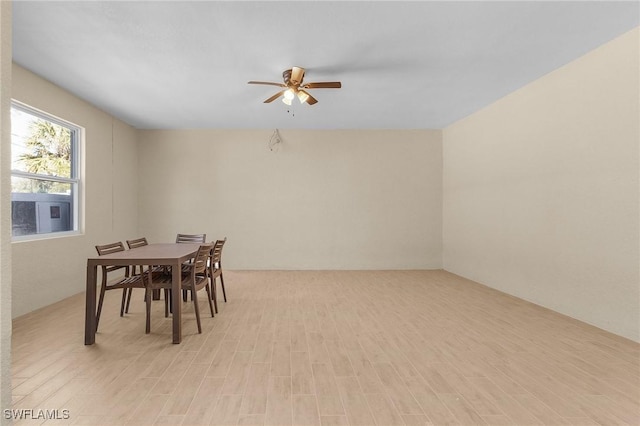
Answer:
[87,243,201,266]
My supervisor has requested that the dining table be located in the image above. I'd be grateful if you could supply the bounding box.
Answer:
[85,243,201,345]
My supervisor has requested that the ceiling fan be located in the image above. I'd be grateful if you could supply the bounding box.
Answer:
[248,66,341,106]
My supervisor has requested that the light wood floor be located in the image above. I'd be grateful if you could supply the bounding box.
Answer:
[11,270,640,425]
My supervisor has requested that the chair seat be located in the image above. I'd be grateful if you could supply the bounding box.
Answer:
[108,274,147,290]
[147,272,208,291]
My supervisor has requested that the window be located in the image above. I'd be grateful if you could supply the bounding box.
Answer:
[11,101,81,239]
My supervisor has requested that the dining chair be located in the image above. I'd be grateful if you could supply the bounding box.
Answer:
[126,237,166,309]
[94,242,146,330]
[126,237,148,278]
[126,237,165,275]
[211,237,228,305]
[176,233,206,300]
[176,233,206,243]
[144,244,215,334]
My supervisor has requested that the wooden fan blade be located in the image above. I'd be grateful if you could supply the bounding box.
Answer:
[290,67,305,85]
[248,81,286,87]
[296,89,317,105]
[302,82,342,89]
[305,92,318,105]
[264,91,285,103]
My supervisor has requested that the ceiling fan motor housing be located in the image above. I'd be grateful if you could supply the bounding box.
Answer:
[282,69,292,86]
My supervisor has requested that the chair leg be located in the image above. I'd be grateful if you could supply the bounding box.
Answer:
[96,283,107,330]
[192,288,202,334]
[220,272,227,302]
[205,284,214,317]
[164,289,170,318]
[182,289,188,302]
[119,288,127,317]
[124,288,133,313]
[145,288,152,334]
[211,277,218,314]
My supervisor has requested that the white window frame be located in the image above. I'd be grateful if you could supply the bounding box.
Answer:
[11,100,83,241]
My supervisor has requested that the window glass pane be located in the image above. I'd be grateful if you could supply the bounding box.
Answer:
[11,107,72,178]
[11,175,72,195]
[11,177,73,237]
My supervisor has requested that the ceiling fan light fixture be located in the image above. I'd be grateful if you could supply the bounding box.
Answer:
[297,90,310,104]
[283,88,295,101]
[282,97,292,106]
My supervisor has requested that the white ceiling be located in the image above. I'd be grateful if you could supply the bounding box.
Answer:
[12,1,639,130]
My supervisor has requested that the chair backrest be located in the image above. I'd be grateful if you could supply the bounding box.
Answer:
[95,241,127,274]
[95,241,125,256]
[126,237,148,249]
[193,244,214,276]
[176,233,206,243]
[211,237,227,265]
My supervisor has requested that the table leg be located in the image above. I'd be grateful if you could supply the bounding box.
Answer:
[85,265,97,345]
[171,261,182,344]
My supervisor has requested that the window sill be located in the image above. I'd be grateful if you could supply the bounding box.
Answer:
[12,230,84,243]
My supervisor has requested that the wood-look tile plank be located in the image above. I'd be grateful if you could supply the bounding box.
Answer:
[307,333,331,364]
[404,376,460,426]
[251,334,274,364]
[372,362,423,414]
[210,394,243,426]
[562,417,602,425]
[270,341,292,377]
[438,393,487,425]
[510,393,566,425]
[576,394,636,425]
[480,414,516,425]
[291,352,314,395]
[345,348,384,394]
[207,342,239,378]
[264,376,292,426]
[68,415,120,425]
[221,352,254,395]
[292,395,320,426]
[150,351,198,395]
[318,416,348,426]
[161,363,209,415]
[291,324,308,353]
[155,415,184,425]
[364,393,404,426]
[181,377,224,426]
[402,414,432,425]
[324,340,354,377]
[236,414,264,426]
[103,377,159,421]
[311,363,345,416]
[124,394,170,426]
[240,363,270,415]
[192,332,225,365]
[465,376,544,425]
[335,377,376,426]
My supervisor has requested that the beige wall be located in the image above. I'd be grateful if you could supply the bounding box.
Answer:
[138,129,443,269]
[11,65,139,318]
[0,0,12,417]
[443,28,640,341]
